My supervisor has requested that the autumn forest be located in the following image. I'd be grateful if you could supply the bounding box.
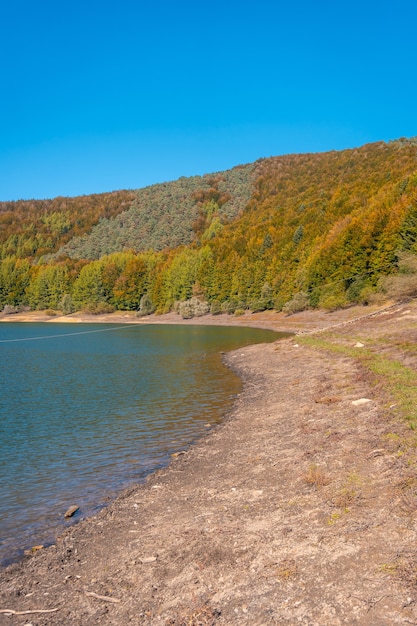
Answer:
[1,138,417,318]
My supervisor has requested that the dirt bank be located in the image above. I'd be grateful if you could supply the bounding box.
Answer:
[1,302,417,624]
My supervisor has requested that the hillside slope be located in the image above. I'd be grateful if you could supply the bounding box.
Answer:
[1,138,417,314]
[199,138,417,309]
[0,190,136,261]
[52,164,256,260]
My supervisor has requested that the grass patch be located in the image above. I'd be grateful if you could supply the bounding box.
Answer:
[332,486,357,509]
[299,335,358,357]
[366,355,417,426]
[302,464,330,489]
[299,335,417,429]
[328,511,342,525]
[276,558,298,580]
[328,472,362,524]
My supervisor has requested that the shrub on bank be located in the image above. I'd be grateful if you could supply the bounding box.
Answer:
[178,296,210,319]
[282,292,310,316]
[136,293,155,317]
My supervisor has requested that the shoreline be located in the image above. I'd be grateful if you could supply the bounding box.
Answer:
[0,316,283,569]
[2,301,417,624]
[0,301,392,334]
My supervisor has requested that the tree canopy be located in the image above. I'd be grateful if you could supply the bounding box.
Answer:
[2,138,417,316]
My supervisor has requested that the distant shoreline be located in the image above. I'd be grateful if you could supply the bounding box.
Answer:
[0,302,391,334]
[0,308,292,332]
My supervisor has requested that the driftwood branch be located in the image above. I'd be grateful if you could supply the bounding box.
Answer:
[0,607,59,615]
[84,590,121,604]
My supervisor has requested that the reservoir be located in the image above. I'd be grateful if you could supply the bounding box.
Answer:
[0,322,281,565]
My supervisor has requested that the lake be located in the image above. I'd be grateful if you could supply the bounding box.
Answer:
[0,322,281,565]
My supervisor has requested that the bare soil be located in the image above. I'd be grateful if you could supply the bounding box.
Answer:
[2,302,417,624]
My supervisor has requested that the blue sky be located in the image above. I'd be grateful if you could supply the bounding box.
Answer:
[1,0,416,201]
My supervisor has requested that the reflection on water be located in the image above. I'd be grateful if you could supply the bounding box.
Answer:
[0,322,280,565]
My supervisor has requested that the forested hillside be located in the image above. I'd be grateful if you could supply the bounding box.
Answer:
[1,138,417,316]
[0,190,136,261]
[53,164,255,260]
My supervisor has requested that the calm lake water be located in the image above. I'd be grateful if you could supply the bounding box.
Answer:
[0,322,280,565]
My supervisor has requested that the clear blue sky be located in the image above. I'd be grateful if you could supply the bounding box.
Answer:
[1,0,416,201]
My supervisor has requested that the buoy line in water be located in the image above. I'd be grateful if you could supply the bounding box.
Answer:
[0,323,140,343]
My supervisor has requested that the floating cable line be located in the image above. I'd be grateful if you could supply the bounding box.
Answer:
[0,323,141,344]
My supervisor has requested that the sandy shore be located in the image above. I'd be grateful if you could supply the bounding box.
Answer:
[1,302,417,624]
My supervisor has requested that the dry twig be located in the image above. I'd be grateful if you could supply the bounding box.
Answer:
[0,607,59,615]
[84,590,121,603]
